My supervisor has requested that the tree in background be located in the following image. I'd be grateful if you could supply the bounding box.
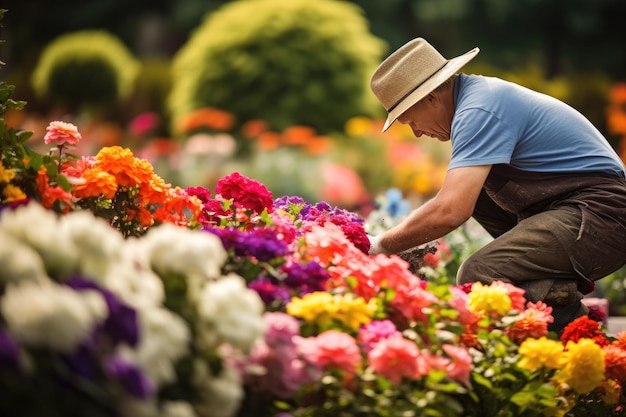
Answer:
[168,0,386,137]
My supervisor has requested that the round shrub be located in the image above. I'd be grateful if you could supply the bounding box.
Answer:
[168,0,387,136]
[31,30,139,111]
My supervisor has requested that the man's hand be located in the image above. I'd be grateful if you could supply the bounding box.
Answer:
[368,235,387,256]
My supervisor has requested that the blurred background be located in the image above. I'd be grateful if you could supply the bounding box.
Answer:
[2,0,626,212]
[0,0,626,211]
[3,0,626,311]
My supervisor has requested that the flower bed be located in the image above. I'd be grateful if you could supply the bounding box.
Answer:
[1,120,626,417]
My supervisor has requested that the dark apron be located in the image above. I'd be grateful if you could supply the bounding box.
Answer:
[473,164,626,288]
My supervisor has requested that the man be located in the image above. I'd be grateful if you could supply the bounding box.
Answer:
[368,38,626,334]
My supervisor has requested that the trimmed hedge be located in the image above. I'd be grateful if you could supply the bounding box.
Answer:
[31,30,139,112]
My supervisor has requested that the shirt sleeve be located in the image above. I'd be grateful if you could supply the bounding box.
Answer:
[448,108,517,170]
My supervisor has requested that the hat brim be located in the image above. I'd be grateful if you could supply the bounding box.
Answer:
[382,47,480,132]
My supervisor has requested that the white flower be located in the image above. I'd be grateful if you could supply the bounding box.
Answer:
[197,274,265,353]
[161,401,198,417]
[1,281,107,352]
[102,238,164,309]
[193,361,243,417]
[59,209,125,283]
[119,306,190,386]
[0,232,49,285]
[141,223,227,280]
[0,202,78,277]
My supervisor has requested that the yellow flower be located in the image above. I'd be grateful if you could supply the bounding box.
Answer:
[467,281,512,316]
[599,379,621,405]
[518,337,565,371]
[2,184,27,203]
[334,294,377,330]
[0,165,16,184]
[554,338,605,394]
[287,292,376,331]
[344,116,373,136]
[287,292,337,327]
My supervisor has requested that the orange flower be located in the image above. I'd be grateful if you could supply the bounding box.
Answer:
[36,166,50,196]
[41,186,73,213]
[256,131,281,150]
[506,301,553,344]
[241,119,269,139]
[94,146,151,187]
[282,126,316,146]
[305,136,332,155]
[126,206,154,228]
[603,344,626,382]
[73,169,118,199]
[606,107,626,136]
[139,177,169,206]
[609,83,626,105]
[613,331,626,350]
[178,107,235,133]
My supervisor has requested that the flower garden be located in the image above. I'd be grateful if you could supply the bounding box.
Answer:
[3,86,626,417]
[4,4,626,417]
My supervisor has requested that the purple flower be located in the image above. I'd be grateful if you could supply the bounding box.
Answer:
[0,328,20,371]
[67,276,139,347]
[249,278,290,305]
[63,340,98,379]
[281,261,330,293]
[207,227,289,262]
[245,228,289,261]
[105,357,155,399]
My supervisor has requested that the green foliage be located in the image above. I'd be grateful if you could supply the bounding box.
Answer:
[168,0,387,136]
[31,30,139,113]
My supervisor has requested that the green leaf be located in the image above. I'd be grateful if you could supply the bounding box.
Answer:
[471,373,493,390]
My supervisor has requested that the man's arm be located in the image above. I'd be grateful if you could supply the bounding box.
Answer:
[371,165,492,254]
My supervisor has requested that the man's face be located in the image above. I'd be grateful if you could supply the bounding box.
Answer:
[396,93,452,142]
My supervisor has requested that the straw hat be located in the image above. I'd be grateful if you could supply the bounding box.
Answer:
[370,38,479,132]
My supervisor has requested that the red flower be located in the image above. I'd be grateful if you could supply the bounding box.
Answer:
[561,316,610,347]
[215,172,273,215]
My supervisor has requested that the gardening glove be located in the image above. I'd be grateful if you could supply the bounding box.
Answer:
[368,234,387,256]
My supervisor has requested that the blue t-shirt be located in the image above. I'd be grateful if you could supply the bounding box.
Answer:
[449,74,626,178]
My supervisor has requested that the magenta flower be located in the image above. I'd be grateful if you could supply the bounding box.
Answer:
[43,121,82,146]
[216,171,273,214]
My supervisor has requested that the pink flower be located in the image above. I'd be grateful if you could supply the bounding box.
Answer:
[390,280,439,323]
[368,335,427,383]
[358,320,401,353]
[129,112,159,136]
[44,121,81,146]
[297,330,362,373]
[449,286,480,326]
[440,344,472,385]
